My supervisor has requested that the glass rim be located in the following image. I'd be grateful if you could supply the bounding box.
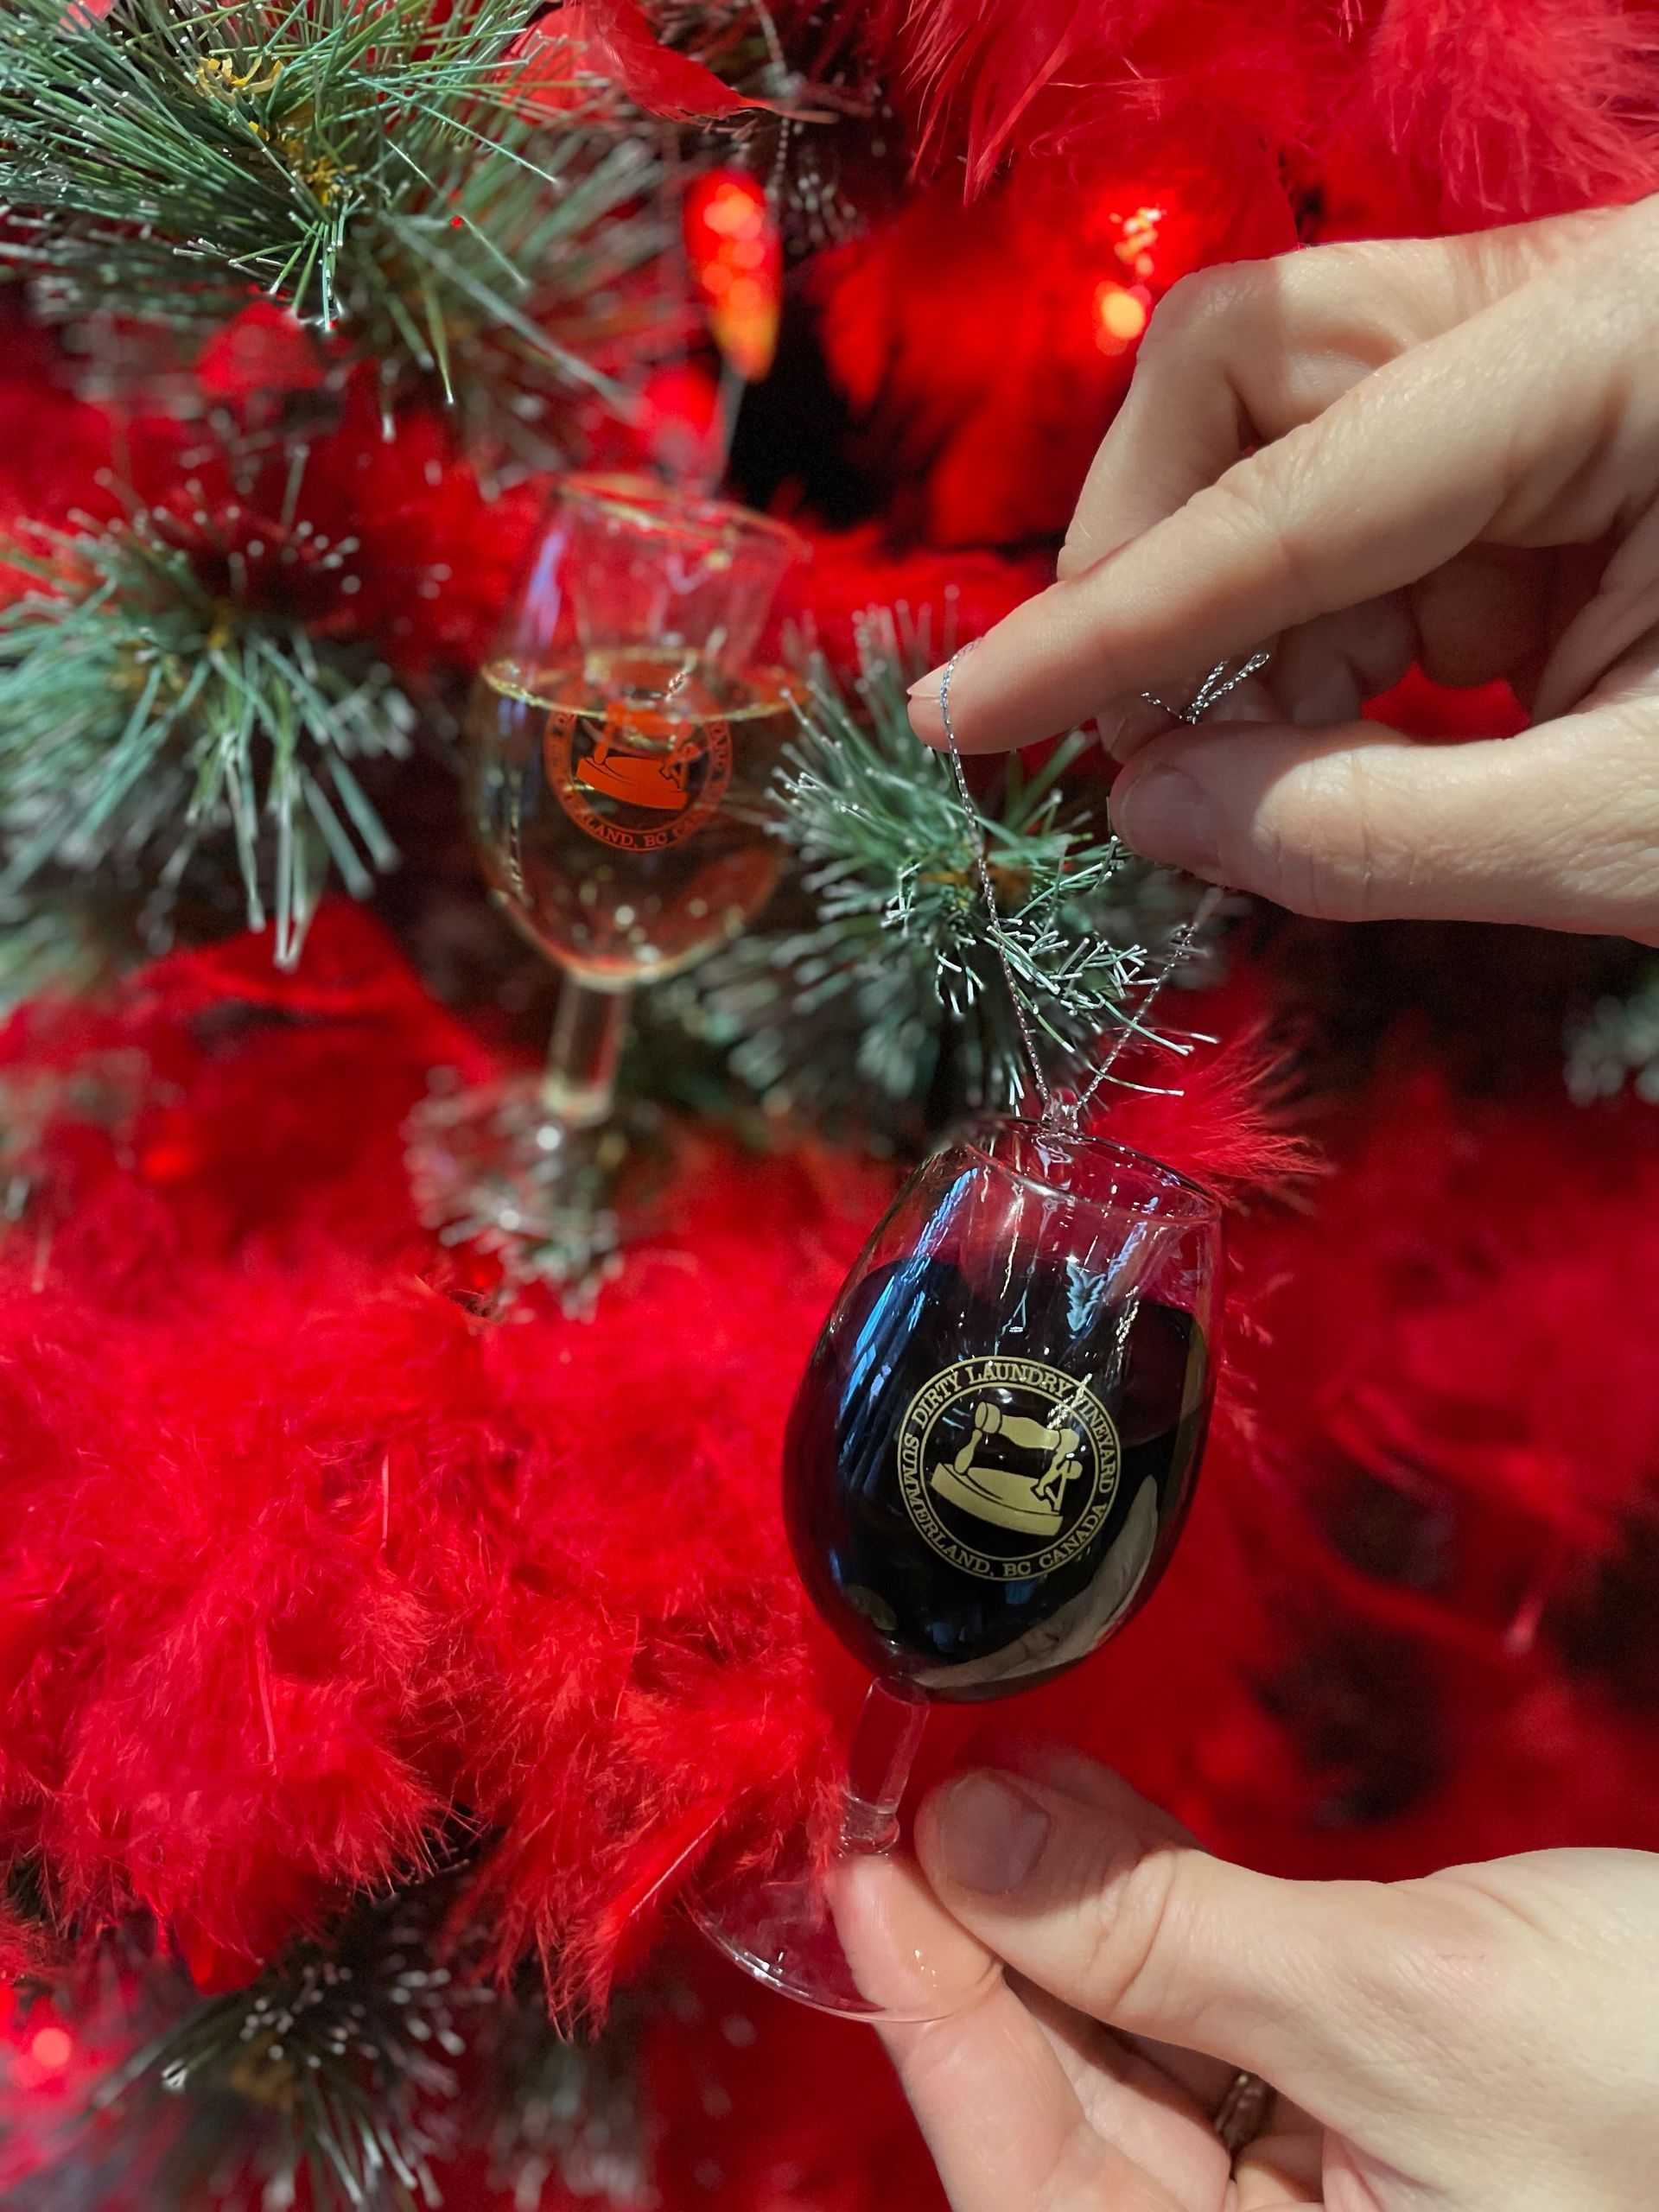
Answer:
[955,1115,1223,1224]
[558,472,809,562]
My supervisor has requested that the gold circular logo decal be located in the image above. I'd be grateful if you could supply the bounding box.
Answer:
[544,701,732,854]
[896,1357,1121,1582]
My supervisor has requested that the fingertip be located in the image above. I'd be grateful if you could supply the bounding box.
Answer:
[829,1848,1001,2023]
[917,1761,1166,1915]
[909,643,989,750]
[906,688,948,747]
[906,599,1090,755]
[956,1730,1133,1808]
[1098,696,1176,764]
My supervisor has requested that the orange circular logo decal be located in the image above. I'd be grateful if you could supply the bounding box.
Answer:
[544,701,732,853]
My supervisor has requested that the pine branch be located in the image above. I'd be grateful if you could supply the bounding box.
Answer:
[0,896,119,1014]
[0,512,416,967]
[7,1885,656,2212]
[668,610,1214,1136]
[80,1889,494,2212]
[0,0,662,450]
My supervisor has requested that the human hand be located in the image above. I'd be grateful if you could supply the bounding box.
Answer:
[906,199,1659,942]
[875,1745,1659,2212]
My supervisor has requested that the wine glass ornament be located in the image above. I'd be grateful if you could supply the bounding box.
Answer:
[408,476,805,1294]
[690,645,1268,2020]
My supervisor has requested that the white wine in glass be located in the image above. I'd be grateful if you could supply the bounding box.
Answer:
[466,646,796,1111]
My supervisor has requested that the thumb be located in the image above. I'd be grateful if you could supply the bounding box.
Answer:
[913,1751,1476,2135]
[1109,706,1659,941]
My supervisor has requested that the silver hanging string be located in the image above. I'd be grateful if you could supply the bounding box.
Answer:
[936,647,1269,1134]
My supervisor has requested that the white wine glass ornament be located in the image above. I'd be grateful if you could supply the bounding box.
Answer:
[408,476,806,1293]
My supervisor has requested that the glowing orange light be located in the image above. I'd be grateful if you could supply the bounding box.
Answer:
[683,168,781,384]
[1093,283,1149,353]
[30,2027,72,2073]
[703,188,764,238]
[1112,203,1166,273]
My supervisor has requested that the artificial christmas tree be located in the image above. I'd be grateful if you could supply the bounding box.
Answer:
[3,0,1659,2203]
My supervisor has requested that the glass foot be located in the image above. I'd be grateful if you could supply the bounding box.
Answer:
[688,1825,1001,2024]
[404,1070,631,1307]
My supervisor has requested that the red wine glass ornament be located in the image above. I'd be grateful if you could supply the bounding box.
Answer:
[689,646,1263,2021]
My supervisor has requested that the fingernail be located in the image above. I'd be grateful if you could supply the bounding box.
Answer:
[1115,763,1220,872]
[906,685,947,749]
[907,663,946,701]
[933,1772,1050,1894]
[1094,709,1133,758]
[1096,696,1172,765]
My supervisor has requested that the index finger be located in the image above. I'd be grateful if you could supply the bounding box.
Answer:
[906,251,1604,754]
[1061,212,1607,578]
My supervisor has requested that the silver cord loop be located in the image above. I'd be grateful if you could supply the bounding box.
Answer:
[1141,650,1270,726]
[937,648,1268,1131]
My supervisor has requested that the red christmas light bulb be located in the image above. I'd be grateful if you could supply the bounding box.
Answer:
[683,168,781,384]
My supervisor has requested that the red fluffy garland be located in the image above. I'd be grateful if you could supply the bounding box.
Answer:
[2,908,1656,2033]
[0,909,1289,2008]
[824,0,1659,228]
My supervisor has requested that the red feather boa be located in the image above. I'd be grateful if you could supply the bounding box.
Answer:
[2,907,1656,2027]
[2,911,1658,2207]
[823,0,1659,230]
[0,909,1287,2006]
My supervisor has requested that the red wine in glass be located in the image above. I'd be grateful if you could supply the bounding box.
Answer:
[690,1116,1223,2018]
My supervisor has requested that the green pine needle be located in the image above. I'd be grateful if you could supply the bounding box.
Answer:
[674,610,1212,1134]
[0,0,662,448]
[0,895,120,1014]
[0,517,415,968]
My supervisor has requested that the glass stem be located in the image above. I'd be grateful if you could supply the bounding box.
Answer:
[839,1680,929,1856]
[540,977,631,1128]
